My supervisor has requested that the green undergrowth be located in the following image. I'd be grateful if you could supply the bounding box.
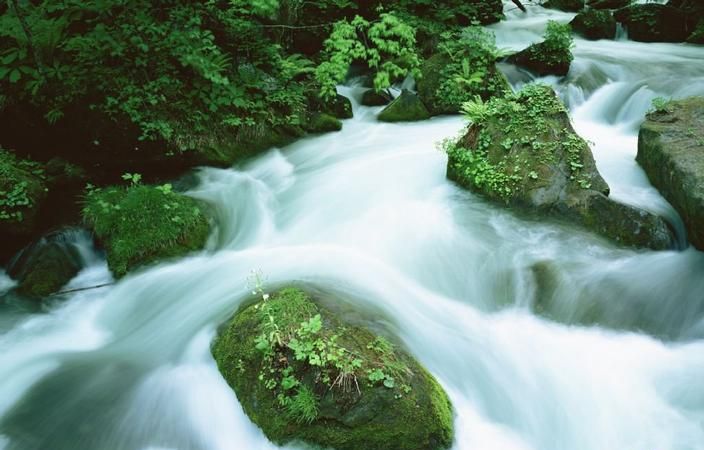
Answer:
[82,180,209,277]
[444,84,593,201]
[212,287,453,450]
[0,148,47,225]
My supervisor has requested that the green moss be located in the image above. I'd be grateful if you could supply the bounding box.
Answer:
[0,149,47,233]
[15,244,81,297]
[687,19,704,44]
[378,90,431,123]
[306,113,342,133]
[508,21,574,76]
[82,184,209,277]
[212,287,453,450]
[570,9,617,40]
[417,28,510,116]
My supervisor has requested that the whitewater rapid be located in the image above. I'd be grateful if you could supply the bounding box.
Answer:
[1,2,704,450]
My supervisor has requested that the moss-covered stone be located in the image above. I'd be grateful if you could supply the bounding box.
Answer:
[614,4,690,42]
[82,184,209,277]
[688,19,704,44]
[543,0,584,12]
[361,89,391,106]
[212,287,454,450]
[637,97,704,250]
[446,84,673,250]
[416,33,511,117]
[378,90,431,123]
[324,94,354,119]
[570,9,617,40]
[587,0,630,10]
[507,22,574,77]
[7,229,83,297]
[306,113,343,133]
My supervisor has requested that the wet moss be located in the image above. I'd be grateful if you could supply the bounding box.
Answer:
[212,287,453,450]
[306,113,343,133]
[378,90,431,123]
[82,184,209,277]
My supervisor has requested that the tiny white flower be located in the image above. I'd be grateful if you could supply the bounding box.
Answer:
[262,294,270,300]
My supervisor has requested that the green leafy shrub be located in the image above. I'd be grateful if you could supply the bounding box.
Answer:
[315,13,421,100]
[82,181,209,277]
[0,148,46,225]
[508,21,574,76]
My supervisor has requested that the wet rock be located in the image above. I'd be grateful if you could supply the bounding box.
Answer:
[542,0,585,12]
[588,0,630,10]
[445,84,674,250]
[507,22,574,77]
[305,113,343,133]
[361,89,391,107]
[637,96,704,250]
[614,4,690,42]
[570,9,617,40]
[212,287,454,450]
[378,90,431,123]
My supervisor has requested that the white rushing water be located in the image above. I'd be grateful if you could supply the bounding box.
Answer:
[1,2,704,449]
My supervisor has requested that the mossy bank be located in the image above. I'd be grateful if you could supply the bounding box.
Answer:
[212,287,454,450]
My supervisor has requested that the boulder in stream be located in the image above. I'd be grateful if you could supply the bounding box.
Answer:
[570,9,617,40]
[637,96,704,251]
[361,89,392,107]
[445,84,674,250]
[507,21,574,77]
[378,90,431,123]
[212,287,454,450]
[614,4,690,42]
[542,0,585,12]
[82,184,210,277]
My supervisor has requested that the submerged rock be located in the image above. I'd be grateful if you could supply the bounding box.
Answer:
[445,84,673,250]
[82,185,210,277]
[7,229,86,297]
[570,9,617,40]
[637,97,704,250]
[378,90,431,123]
[212,287,454,450]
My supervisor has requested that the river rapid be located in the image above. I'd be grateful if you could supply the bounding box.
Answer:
[1,2,704,449]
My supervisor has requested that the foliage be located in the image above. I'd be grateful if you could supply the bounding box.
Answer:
[0,148,46,223]
[316,13,421,100]
[539,21,574,66]
[447,83,595,200]
[82,180,209,276]
[649,96,672,114]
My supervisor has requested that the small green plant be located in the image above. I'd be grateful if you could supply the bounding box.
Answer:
[649,97,671,114]
[0,148,46,223]
[121,172,142,186]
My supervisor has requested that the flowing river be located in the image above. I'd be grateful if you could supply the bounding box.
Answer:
[1,2,704,449]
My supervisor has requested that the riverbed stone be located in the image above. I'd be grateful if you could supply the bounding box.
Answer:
[361,89,391,106]
[446,84,674,250]
[542,0,584,12]
[378,90,431,122]
[212,287,454,450]
[570,9,617,40]
[637,96,704,251]
[614,4,690,42]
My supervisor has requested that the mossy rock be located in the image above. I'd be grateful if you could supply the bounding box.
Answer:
[508,41,572,77]
[0,149,48,239]
[637,97,704,250]
[324,94,354,119]
[614,4,690,42]
[197,125,305,167]
[306,113,343,133]
[361,89,391,107]
[417,53,511,116]
[542,0,584,12]
[587,0,630,9]
[82,184,209,277]
[212,287,454,450]
[570,9,617,40]
[378,90,431,123]
[445,84,673,250]
[7,229,83,297]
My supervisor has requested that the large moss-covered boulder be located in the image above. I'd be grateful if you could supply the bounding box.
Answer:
[7,229,84,297]
[417,28,511,116]
[305,113,343,133]
[543,0,584,12]
[82,184,209,277]
[614,4,690,42]
[570,9,617,40]
[212,287,454,450]
[508,21,574,77]
[637,97,704,250]
[445,84,673,250]
[378,90,431,123]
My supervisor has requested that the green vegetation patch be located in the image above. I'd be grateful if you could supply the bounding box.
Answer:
[212,287,453,450]
[417,27,510,115]
[445,84,605,202]
[82,180,209,277]
[508,21,574,77]
[0,148,47,229]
